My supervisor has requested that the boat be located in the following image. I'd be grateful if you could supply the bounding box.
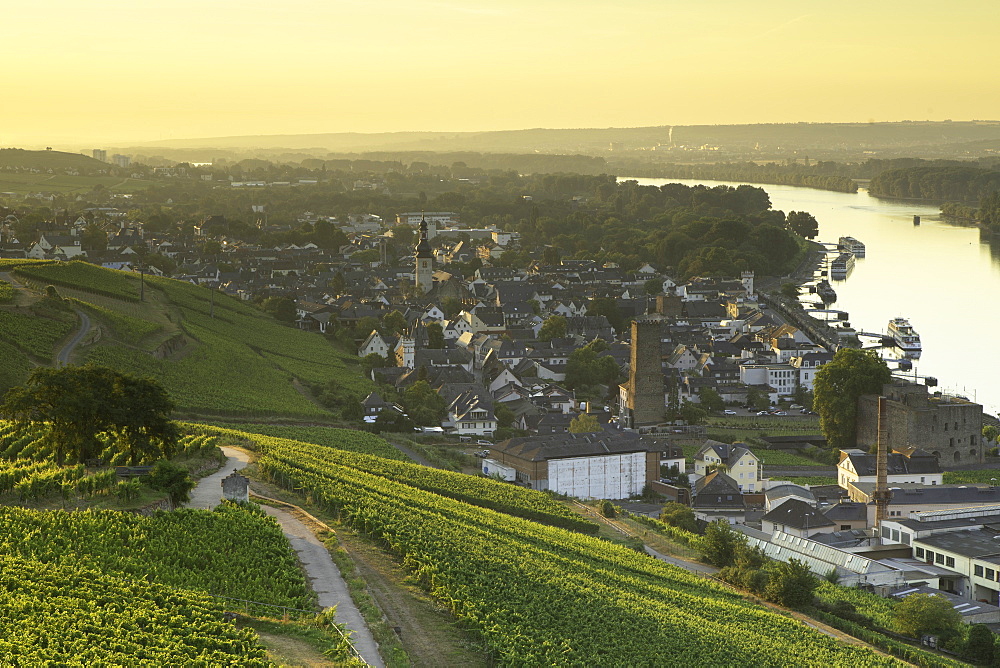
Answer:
[838,236,866,257]
[887,317,921,351]
[913,215,921,225]
[816,279,836,303]
[830,252,855,279]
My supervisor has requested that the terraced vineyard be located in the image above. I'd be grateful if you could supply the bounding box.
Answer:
[212,427,899,665]
[214,423,408,460]
[0,260,370,418]
[0,555,269,665]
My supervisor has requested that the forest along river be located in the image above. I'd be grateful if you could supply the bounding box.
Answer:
[623,177,1000,417]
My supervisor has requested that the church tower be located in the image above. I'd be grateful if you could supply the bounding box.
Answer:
[414,215,434,294]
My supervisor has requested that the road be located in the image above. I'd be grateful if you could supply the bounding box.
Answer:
[56,309,90,366]
[187,447,384,667]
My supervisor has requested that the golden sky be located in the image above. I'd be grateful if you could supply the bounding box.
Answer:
[3,0,997,145]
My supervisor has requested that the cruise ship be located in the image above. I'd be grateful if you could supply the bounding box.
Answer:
[816,279,836,303]
[830,252,855,279]
[838,236,865,257]
[887,317,921,351]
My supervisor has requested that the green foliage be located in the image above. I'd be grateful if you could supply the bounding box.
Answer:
[148,460,195,506]
[70,299,161,344]
[569,413,601,433]
[494,404,515,430]
[209,423,406,461]
[786,211,819,239]
[813,349,892,451]
[677,400,708,425]
[261,296,296,322]
[1,365,178,465]
[659,501,699,534]
[963,624,996,664]
[0,503,311,609]
[0,308,74,360]
[0,281,13,303]
[943,469,1000,484]
[537,314,566,341]
[565,339,620,391]
[426,322,445,349]
[0,555,269,665]
[599,499,617,518]
[402,380,447,426]
[14,261,142,302]
[698,387,726,413]
[702,520,745,567]
[241,427,892,666]
[780,282,801,300]
[893,593,963,640]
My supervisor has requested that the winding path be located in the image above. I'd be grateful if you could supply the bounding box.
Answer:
[187,447,384,667]
[56,309,90,366]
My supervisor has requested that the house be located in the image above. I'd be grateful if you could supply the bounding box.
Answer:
[760,498,836,538]
[488,430,657,499]
[445,390,497,436]
[837,448,943,490]
[691,471,746,523]
[693,441,762,492]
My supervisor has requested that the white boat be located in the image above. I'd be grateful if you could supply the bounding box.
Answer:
[838,236,866,257]
[888,317,921,351]
[830,252,855,279]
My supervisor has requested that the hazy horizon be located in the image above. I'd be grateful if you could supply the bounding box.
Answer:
[5,1,997,146]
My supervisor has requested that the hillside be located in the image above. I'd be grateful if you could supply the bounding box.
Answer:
[123,120,1000,160]
[0,260,369,420]
[0,148,107,172]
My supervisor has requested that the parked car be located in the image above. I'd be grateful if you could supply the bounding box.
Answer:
[723,409,737,415]
[476,440,492,446]
[756,410,771,416]
[773,411,788,416]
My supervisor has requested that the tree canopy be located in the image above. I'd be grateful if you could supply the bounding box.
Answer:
[892,593,962,640]
[813,348,892,451]
[0,365,178,465]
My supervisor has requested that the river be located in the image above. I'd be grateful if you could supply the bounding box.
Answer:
[623,177,1000,416]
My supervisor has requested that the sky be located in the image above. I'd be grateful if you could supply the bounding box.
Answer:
[3,0,998,146]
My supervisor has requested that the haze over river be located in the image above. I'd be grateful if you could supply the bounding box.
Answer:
[624,177,1000,417]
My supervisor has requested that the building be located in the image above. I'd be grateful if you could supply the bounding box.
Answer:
[92,149,107,162]
[414,217,434,294]
[857,382,984,467]
[396,211,457,227]
[760,498,836,538]
[488,431,657,499]
[112,154,131,168]
[837,448,943,490]
[693,441,761,492]
[850,482,1000,523]
[691,471,746,523]
[618,318,663,428]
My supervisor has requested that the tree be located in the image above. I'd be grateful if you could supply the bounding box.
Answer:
[565,340,620,391]
[148,460,195,507]
[786,211,819,239]
[702,520,745,567]
[963,624,996,664]
[0,365,178,465]
[813,348,892,451]
[261,296,296,322]
[569,413,600,433]
[402,381,447,426]
[659,501,699,533]
[538,315,567,341]
[441,297,463,319]
[495,404,515,430]
[381,310,408,336]
[893,593,962,640]
[779,282,800,300]
[763,558,818,608]
[542,246,560,265]
[745,385,769,411]
[644,277,663,295]
[983,425,999,445]
[678,401,708,425]
[698,388,726,413]
[426,322,445,349]
[587,297,626,334]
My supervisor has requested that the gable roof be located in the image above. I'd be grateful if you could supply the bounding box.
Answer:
[761,498,836,531]
[494,430,647,462]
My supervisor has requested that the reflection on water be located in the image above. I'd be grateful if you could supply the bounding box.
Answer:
[625,177,1000,415]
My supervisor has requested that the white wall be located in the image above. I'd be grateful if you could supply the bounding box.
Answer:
[548,452,647,500]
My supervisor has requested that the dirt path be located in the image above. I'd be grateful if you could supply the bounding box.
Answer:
[187,448,384,667]
[56,309,90,366]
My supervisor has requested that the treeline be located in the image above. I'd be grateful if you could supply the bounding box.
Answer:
[609,160,859,193]
[869,161,1000,202]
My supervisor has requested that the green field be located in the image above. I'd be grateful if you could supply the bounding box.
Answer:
[0,172,154,195]
[943,470,1000,484]
[4,260,370,420]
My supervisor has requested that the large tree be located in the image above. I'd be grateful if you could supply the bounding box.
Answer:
[813,348,891,451]
[892,593,962,640]
[0,365,178,465]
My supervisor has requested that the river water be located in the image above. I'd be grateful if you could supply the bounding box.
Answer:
[623,177,1000,416]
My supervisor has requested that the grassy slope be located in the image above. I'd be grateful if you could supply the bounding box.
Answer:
[4,260,370,419]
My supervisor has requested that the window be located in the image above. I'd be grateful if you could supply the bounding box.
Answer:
[988,569,996,581]
[976,565,985,577]
[902,533,911,545]
[936,553,945,565]
[946,557,955,568]
[915,547,925,558]
[841,525,852,531]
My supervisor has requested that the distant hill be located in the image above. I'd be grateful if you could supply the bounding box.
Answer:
[126,121,1000,160]
[0,148,107,172]
[0,260,369,421]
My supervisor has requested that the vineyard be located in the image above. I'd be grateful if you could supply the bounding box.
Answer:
[0,554,270,665]
[209,427,900,666]
[0,423,220,504]
[214,422,408,460]
[0,260,370,419]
